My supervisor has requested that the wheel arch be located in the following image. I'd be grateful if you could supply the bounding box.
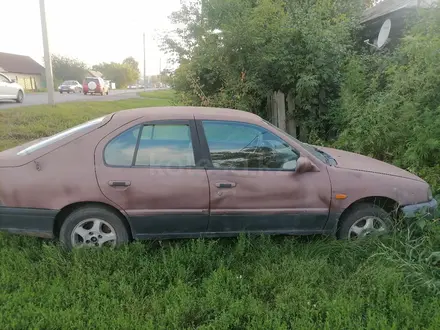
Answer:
[338,196,400,223]
[53,201,133,239]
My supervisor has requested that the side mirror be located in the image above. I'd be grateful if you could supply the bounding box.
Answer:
[295,156,317,174]
[10,79,15,83]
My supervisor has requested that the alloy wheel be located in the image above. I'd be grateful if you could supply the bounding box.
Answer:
[348,216,388,239]
[71,218,117,248]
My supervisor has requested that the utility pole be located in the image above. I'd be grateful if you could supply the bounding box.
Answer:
[39,0,55,105]
[143,33,146,92]
[159,58,162,86]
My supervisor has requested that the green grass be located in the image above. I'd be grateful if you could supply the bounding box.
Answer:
[0,96,172,151]
[1,91,440,328]
[1,232,440,329]
[139,89,177,100]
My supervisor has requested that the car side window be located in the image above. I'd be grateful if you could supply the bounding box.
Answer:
[202,121,299,170]
[104,125,141,166]
[104,124,196,167]
[135,124,195,167]
[0,74,10,83]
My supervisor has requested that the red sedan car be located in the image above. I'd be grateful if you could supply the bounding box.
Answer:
[0,107,436,249]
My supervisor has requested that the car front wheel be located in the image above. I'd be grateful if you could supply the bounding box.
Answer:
[59,206,130,250]
[337,203,393,240]
[16,90,24,103]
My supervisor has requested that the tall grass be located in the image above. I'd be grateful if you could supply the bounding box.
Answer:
[1,232,440,329]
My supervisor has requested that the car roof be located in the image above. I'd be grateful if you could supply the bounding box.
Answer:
[111,106,263,124]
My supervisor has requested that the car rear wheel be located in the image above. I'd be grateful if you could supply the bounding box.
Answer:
[59,206,130,250]
[337,203,393,240]
[16,90,24,103]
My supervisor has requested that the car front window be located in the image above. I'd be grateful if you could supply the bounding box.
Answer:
[261,120,330,164]
[17,116,106,156]
[202,120,299,170]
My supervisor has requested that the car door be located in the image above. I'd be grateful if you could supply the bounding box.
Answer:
[94,118,210,239]
[197,119,332,234]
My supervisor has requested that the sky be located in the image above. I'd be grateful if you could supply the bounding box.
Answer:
[1,0,182,75]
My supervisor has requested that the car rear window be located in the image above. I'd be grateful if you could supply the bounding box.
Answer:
[17,116,106,156]
[84,78,99,83]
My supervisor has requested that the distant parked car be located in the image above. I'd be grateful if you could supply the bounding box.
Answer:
[82,77,109,96]
[58,80,82,94]
[0,73,24,103]
[0,106,436,249]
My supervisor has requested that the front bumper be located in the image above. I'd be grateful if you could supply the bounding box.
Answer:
[401,198,438,219]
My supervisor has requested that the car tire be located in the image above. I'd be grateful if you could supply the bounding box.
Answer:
[59,206,130,250]
[337,203,393,240]
[15,90,24,103]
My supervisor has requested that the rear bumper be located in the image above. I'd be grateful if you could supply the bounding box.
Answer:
[401,198,438,219]
[0,206,57,238]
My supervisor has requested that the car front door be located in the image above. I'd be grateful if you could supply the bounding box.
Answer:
[94,118,210,239]
[197,120,332,235]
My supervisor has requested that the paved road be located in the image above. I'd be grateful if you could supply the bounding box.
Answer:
[0,88,161,109]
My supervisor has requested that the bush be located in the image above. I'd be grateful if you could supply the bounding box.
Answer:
[335,9,440,192]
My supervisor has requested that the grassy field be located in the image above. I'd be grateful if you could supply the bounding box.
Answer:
[139,89,176,100]
[1,91,440,329]
[0,92,172,151]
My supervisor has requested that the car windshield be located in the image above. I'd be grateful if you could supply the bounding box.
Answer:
[17,116,106,156]
[262,120,337,165]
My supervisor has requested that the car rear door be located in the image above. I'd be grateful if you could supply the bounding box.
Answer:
[94,117,210,239]
[196,119,332,234]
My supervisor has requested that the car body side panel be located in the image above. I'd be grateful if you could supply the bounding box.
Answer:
[0,207,57,238]
[326,165,431,214]
[0,130,117,210]
[206,169,332,233]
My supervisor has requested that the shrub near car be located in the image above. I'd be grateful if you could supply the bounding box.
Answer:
[0,107,437,249]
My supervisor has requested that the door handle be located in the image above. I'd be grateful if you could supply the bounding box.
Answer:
[108,180,131,187]
[215,182,236,188]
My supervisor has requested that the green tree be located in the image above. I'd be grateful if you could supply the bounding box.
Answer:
[162,0,364,140]
[93,61,138,88]
[51,54,88,85]
[123,57,140,80]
